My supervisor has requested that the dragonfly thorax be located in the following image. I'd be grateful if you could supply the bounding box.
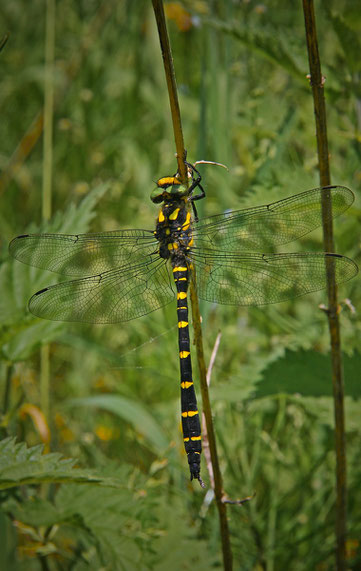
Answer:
[154,201,193,261]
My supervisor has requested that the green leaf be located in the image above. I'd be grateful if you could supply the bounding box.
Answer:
[256,349,361,399]
[69,395,169,452]
[0,438,122,490]
[1,473,154,570]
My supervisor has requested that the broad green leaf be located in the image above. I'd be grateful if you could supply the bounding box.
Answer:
[256,349,361,399]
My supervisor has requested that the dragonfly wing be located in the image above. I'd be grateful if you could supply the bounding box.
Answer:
[9,230,157,276]
[193,186,354,251]
[190,250,358,305]
[29,258,174,323]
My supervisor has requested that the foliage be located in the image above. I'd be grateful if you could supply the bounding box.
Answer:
[0,437,122,489]
[0,0,360,569]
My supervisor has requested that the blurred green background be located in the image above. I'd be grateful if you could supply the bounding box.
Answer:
[0,1,360,569]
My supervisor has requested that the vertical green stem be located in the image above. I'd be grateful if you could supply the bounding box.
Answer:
[1,363,14,437]
[42,0,55,221]
[151,2,233,569]
[302,2,346,569]
[40,0,55,422]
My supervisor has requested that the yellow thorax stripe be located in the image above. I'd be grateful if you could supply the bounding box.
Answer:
[179,351,190,359]
[181,410,198,418]
[173,266,187,272]
[182,212,191,230]
[181,381,193,389]
[178,321,188,328]
[169,208,180,220]
[158,210,165,223]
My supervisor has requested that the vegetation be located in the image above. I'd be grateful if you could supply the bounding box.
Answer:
[0,1,360,569]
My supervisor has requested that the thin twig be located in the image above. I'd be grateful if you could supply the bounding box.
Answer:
[151,2,233,569]
[202,332,222,489]
[302,2,347,569]
[206,332,222,386]
[0,33,9,53]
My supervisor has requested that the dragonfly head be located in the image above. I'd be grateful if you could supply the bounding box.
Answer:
[151,176,189,203]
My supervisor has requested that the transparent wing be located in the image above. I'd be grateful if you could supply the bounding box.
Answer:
[29,258,174,323]
[193,186,354,252]
[190,250,358,306]
[9,229,157,277]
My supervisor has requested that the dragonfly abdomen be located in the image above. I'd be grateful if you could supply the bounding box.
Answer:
[173,264,203,485]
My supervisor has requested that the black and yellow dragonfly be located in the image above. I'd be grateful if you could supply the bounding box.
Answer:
[9,163,358,486]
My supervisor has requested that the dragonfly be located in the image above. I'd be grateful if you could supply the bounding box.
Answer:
[9,162,358,486]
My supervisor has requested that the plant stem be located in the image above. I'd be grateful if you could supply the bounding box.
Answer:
[40,0,55,423]
[190,283,232,571]
[151,2,233,569]
[151,0,187,183]
[0,33,9,53]
[302,2,347,569]
[3,363,13,415]
[42,0,55,222]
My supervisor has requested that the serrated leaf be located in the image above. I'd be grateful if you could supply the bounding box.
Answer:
[0,438,122,490]
[69,395,169,452]
[256,349,361,399]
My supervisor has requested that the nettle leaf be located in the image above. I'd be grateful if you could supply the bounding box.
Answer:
[0,438,121,490]
[1,468,155,570]
[2,496,60,528]
[256,349,361,399]
[54,484,145,568]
